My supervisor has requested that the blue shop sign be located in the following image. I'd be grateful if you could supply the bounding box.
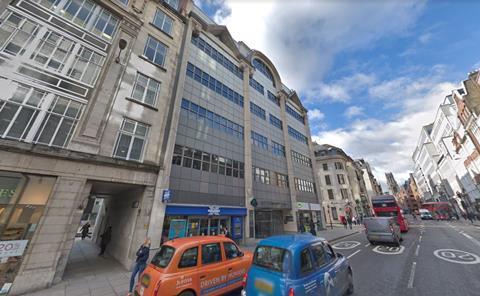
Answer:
[231,216,243,239]
[166,205,247,216]
[162,189,172,202]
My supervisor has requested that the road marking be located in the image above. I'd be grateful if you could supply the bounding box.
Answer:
[372,245,405,255]
[332,241,361,250]
[347,249,361,259]
[415,245,420,257]
[407,262,416,288]
[364,243,370,247]
[460,232,480,247]
[433,249,480,264]
[461,232,473,239]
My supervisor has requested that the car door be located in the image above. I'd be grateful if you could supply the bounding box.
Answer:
[176,246,199,293]
[222,241,247,289]
[292,247,321,295]
[320,243,343,296]
[199,242,226,295]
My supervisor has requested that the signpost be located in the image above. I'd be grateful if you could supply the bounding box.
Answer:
[249,197,257,238]
[162,189,172,202]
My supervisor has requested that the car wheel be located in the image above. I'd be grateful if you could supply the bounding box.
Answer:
[346,271,354,295]
[179,290,195,296]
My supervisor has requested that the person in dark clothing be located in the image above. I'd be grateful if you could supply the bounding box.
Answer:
[99,226,112,256]
[341,216,347,229]
[309,220,317,236]
[299,223,306,233]
[128,238,151,295]
[224,226,232,239]
[80,222,90,240]
[347,217,353,230]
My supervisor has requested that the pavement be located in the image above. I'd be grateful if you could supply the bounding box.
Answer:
[23,225,363,296]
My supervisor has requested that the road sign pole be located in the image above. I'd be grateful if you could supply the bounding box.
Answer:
[253,207,256,239]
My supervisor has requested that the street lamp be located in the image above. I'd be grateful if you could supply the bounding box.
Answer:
[327,203,333,230]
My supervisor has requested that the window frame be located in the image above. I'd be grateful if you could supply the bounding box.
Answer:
[178,246,198,269]
[131,72,161,107]
[325,175,332,186]
[152,8,174,35]
[143,35,168,67]
[112,118,149,162]
[224,242,241,260]
[299,247,315,276]
[201,243,222,266]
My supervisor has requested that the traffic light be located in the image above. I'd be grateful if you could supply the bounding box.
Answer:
[249,197,258,207]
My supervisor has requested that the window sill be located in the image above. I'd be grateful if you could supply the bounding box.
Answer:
[149,22,174,40]
[125,97,159,111]
[138,55,167,72]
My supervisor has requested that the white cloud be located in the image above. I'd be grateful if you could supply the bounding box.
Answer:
[213,0,426,91]
[306,73,376,103]
[309,109,325,121]
[344,106,364,119]
[418,32,432,44]
[313,79,458,184]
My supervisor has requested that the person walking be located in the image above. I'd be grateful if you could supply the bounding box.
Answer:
[347,217,353,230]
[99,226,112,256]
[128,238,151,296]
[299,222,306,233]
[341,216,347,229]
[80,222,90,240]
[224,226,231,239]
[309,220,317,236]
[352,216,357,226]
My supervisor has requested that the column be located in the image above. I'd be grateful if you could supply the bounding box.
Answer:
[242,63,254,239]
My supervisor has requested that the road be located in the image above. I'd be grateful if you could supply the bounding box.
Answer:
[332,218,480,296]
[229,218,480,296]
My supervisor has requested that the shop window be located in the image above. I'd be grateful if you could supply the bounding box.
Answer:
[201,243,221,265]
[178,247,198,268]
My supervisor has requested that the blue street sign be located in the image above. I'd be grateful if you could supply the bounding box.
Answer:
[162,189,172,202]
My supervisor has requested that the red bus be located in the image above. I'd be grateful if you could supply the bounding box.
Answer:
[371,195,409,232]
[421,202,453,220]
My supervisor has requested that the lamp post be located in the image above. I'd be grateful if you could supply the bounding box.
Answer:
[327,203,333,230]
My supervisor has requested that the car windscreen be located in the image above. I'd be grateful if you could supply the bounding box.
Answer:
[253,246,290,273]
[151,246,175,268]
[376,211,398,217]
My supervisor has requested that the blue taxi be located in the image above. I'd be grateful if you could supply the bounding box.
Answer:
[241,234,353,296]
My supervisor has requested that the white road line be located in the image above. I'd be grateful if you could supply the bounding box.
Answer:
[347,250,361,259]
[460,232,480,247]
[461,232,473,239]
[415,245,420,257]
[407,262,417,289]
[365,243,370,247]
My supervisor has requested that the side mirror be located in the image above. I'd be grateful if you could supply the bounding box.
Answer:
[336,253,343,258]
[239,251,245,257]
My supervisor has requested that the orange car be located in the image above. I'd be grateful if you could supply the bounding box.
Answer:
[134,236,252,296]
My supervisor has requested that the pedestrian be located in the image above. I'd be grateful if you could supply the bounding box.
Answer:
[347,217,353,230]
[80,222,90,240]
[341,216,347,229]
[99,226,112,256]
[224,226,232,239]
[299,223,306,233]
[309,220,317,236]
[352,216,357,226]
[468,212,474,223]
[128,237,151,296]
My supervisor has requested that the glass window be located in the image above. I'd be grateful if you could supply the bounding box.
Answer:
[144,36,168,67]
[324,243,336,261]
[300,248,314,274]
[325,175,331,186]
[112,119,149,161]
[272,141,285,157]
[151,246,175,268]
[252,58,274,82]
[201,243,222,265]
[61,0,96,28]
[34,96,84,147]
[327,189,334,200]
[337,174,345,184]
[131,73,161,106]
[67,46,105,85]
[269,114,282,130]
[32,0,62,10]
[153,9,173,35]
[163,0,179,10]
[117,0,129,5]
[311,244,326,268]
[0,11,39,56]
[224,242,240,260]
[92,9,119,40]
[253,246,289,273]
[178,247,198,268]
[250,102,266,120]
[31,30,75,72]
[323,163,328,171]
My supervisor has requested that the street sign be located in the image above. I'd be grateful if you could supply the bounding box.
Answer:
[250,197,257,207]
[433,249,480,264]
[0,240,28,258]
[207,205,220,216]
[162,189,172,202]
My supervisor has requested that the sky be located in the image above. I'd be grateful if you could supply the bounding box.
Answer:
[195,0,480,187]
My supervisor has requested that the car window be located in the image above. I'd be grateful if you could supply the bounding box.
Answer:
[224,242,240,260]
[253,246,289,272]
[324,243,335,261]
[151,246,175,268]
[178,247,198,268]
[311,244,326,267]
[300,248,314,274]
[202,243,222,265]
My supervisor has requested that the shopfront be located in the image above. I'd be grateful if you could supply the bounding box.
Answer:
[296,202,323,233]
[0,171,55,295]
[163,205,246,242]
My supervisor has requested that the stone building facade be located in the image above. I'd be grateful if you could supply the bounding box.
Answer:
[0,0,187,293]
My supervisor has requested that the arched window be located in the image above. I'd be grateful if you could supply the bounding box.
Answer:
[253,58,274,82]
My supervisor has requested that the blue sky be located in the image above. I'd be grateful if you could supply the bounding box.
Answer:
[197,0,480,185]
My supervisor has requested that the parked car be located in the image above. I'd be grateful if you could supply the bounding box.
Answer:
[242,234,353,296]
[134,236,252,296]
[364,217,402,246]
[419,209,433,220]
